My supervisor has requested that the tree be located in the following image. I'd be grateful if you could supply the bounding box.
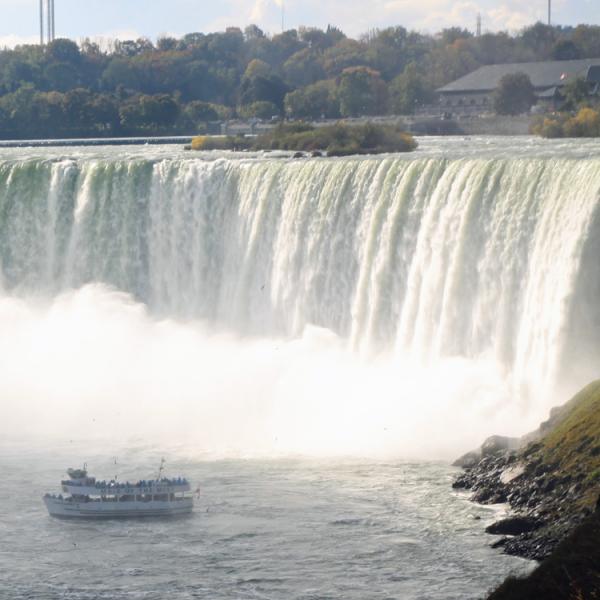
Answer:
[390,62,434,114]
[338,66,388,117]
[520,23,559,59]
[298,27,342,51]
[119,94,180,130]
[322,39,369,77]
[493,72,535,115]
[102,58,141,90]
[184,100,220,123]
[238,101,279,119]
[244,25,265,41]
[156,37,178,52]
[561,76,589,110]
[44,62,80,92]
[239,72,288,111]
[283,49,325,88]
[284,80,339,119]
[243,59,272,80]
[572,25,600,58]
[46,39,81,64]
[552,40,581,61]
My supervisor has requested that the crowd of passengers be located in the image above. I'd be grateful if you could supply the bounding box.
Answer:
[63,477,189,488]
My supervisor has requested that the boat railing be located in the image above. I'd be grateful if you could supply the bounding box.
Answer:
[61,477,189,491]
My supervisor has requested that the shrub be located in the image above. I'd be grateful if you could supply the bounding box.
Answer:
[190,134,251,151]
[533,107,600,138]
[564,107,600,137]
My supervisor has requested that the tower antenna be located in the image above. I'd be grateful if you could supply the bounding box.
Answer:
[46,0,51,43]
[39,0,44,45]
[43,0,55,43]
[476,13,482,37]
[281,0,285,33]
[548,0,551,26]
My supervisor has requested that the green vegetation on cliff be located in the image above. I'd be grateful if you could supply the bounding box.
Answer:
[481,381,600,599]
[536,380,600,509]
[190,122,417,156]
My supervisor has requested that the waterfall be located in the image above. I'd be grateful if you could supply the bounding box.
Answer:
[0,153,599,392]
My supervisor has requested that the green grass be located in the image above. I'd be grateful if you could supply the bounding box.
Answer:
[536,380,600,509]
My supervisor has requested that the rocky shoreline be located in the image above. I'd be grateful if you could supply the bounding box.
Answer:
[452,381,600,595]
[453,442,591,560]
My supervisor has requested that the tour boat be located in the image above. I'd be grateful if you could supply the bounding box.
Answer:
[43,462,194,519]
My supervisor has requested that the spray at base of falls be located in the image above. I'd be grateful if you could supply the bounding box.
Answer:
[0,284,531,458]
[0,148,598,456]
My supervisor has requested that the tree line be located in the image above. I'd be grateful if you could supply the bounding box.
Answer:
[1,22,600,138]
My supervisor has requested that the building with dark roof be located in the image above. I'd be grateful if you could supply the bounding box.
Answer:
[436,58,600,115]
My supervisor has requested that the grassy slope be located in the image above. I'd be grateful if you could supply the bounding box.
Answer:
[538,380,600,509]
[487,381,600,599]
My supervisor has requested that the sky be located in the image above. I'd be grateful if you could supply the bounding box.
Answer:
[0,0,598,47]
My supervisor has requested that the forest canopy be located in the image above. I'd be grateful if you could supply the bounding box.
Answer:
[1,22,600,138]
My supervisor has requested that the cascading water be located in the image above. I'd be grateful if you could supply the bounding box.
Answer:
[0,140,599,455]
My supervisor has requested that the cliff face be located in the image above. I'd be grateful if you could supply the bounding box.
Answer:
[453,380,600,561]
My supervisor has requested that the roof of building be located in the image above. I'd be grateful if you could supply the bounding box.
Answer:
[437,58,600,93]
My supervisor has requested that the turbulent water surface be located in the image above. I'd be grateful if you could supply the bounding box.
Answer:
[1,136,599,598]
[0,444,531,600]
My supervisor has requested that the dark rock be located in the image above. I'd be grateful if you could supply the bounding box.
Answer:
[311,150,323,157]
[486,516,543,536]
[490,537,508,549]
[292,151,304,159]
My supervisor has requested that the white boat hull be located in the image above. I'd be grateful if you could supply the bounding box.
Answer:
[44,496,194,519]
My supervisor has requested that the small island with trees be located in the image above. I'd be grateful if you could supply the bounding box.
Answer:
[189,122,417,156]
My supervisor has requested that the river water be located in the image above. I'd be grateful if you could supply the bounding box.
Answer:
[1,136,599,597]
[0,443,531,600]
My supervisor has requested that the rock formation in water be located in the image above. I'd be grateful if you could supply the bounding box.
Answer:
[453,380,600,563]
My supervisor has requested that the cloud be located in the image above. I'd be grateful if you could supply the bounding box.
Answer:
[1,0,598,42]
[205,0,596,37]
[0,34,39,49]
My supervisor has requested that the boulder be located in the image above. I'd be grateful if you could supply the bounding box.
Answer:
[485,516,542,536]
